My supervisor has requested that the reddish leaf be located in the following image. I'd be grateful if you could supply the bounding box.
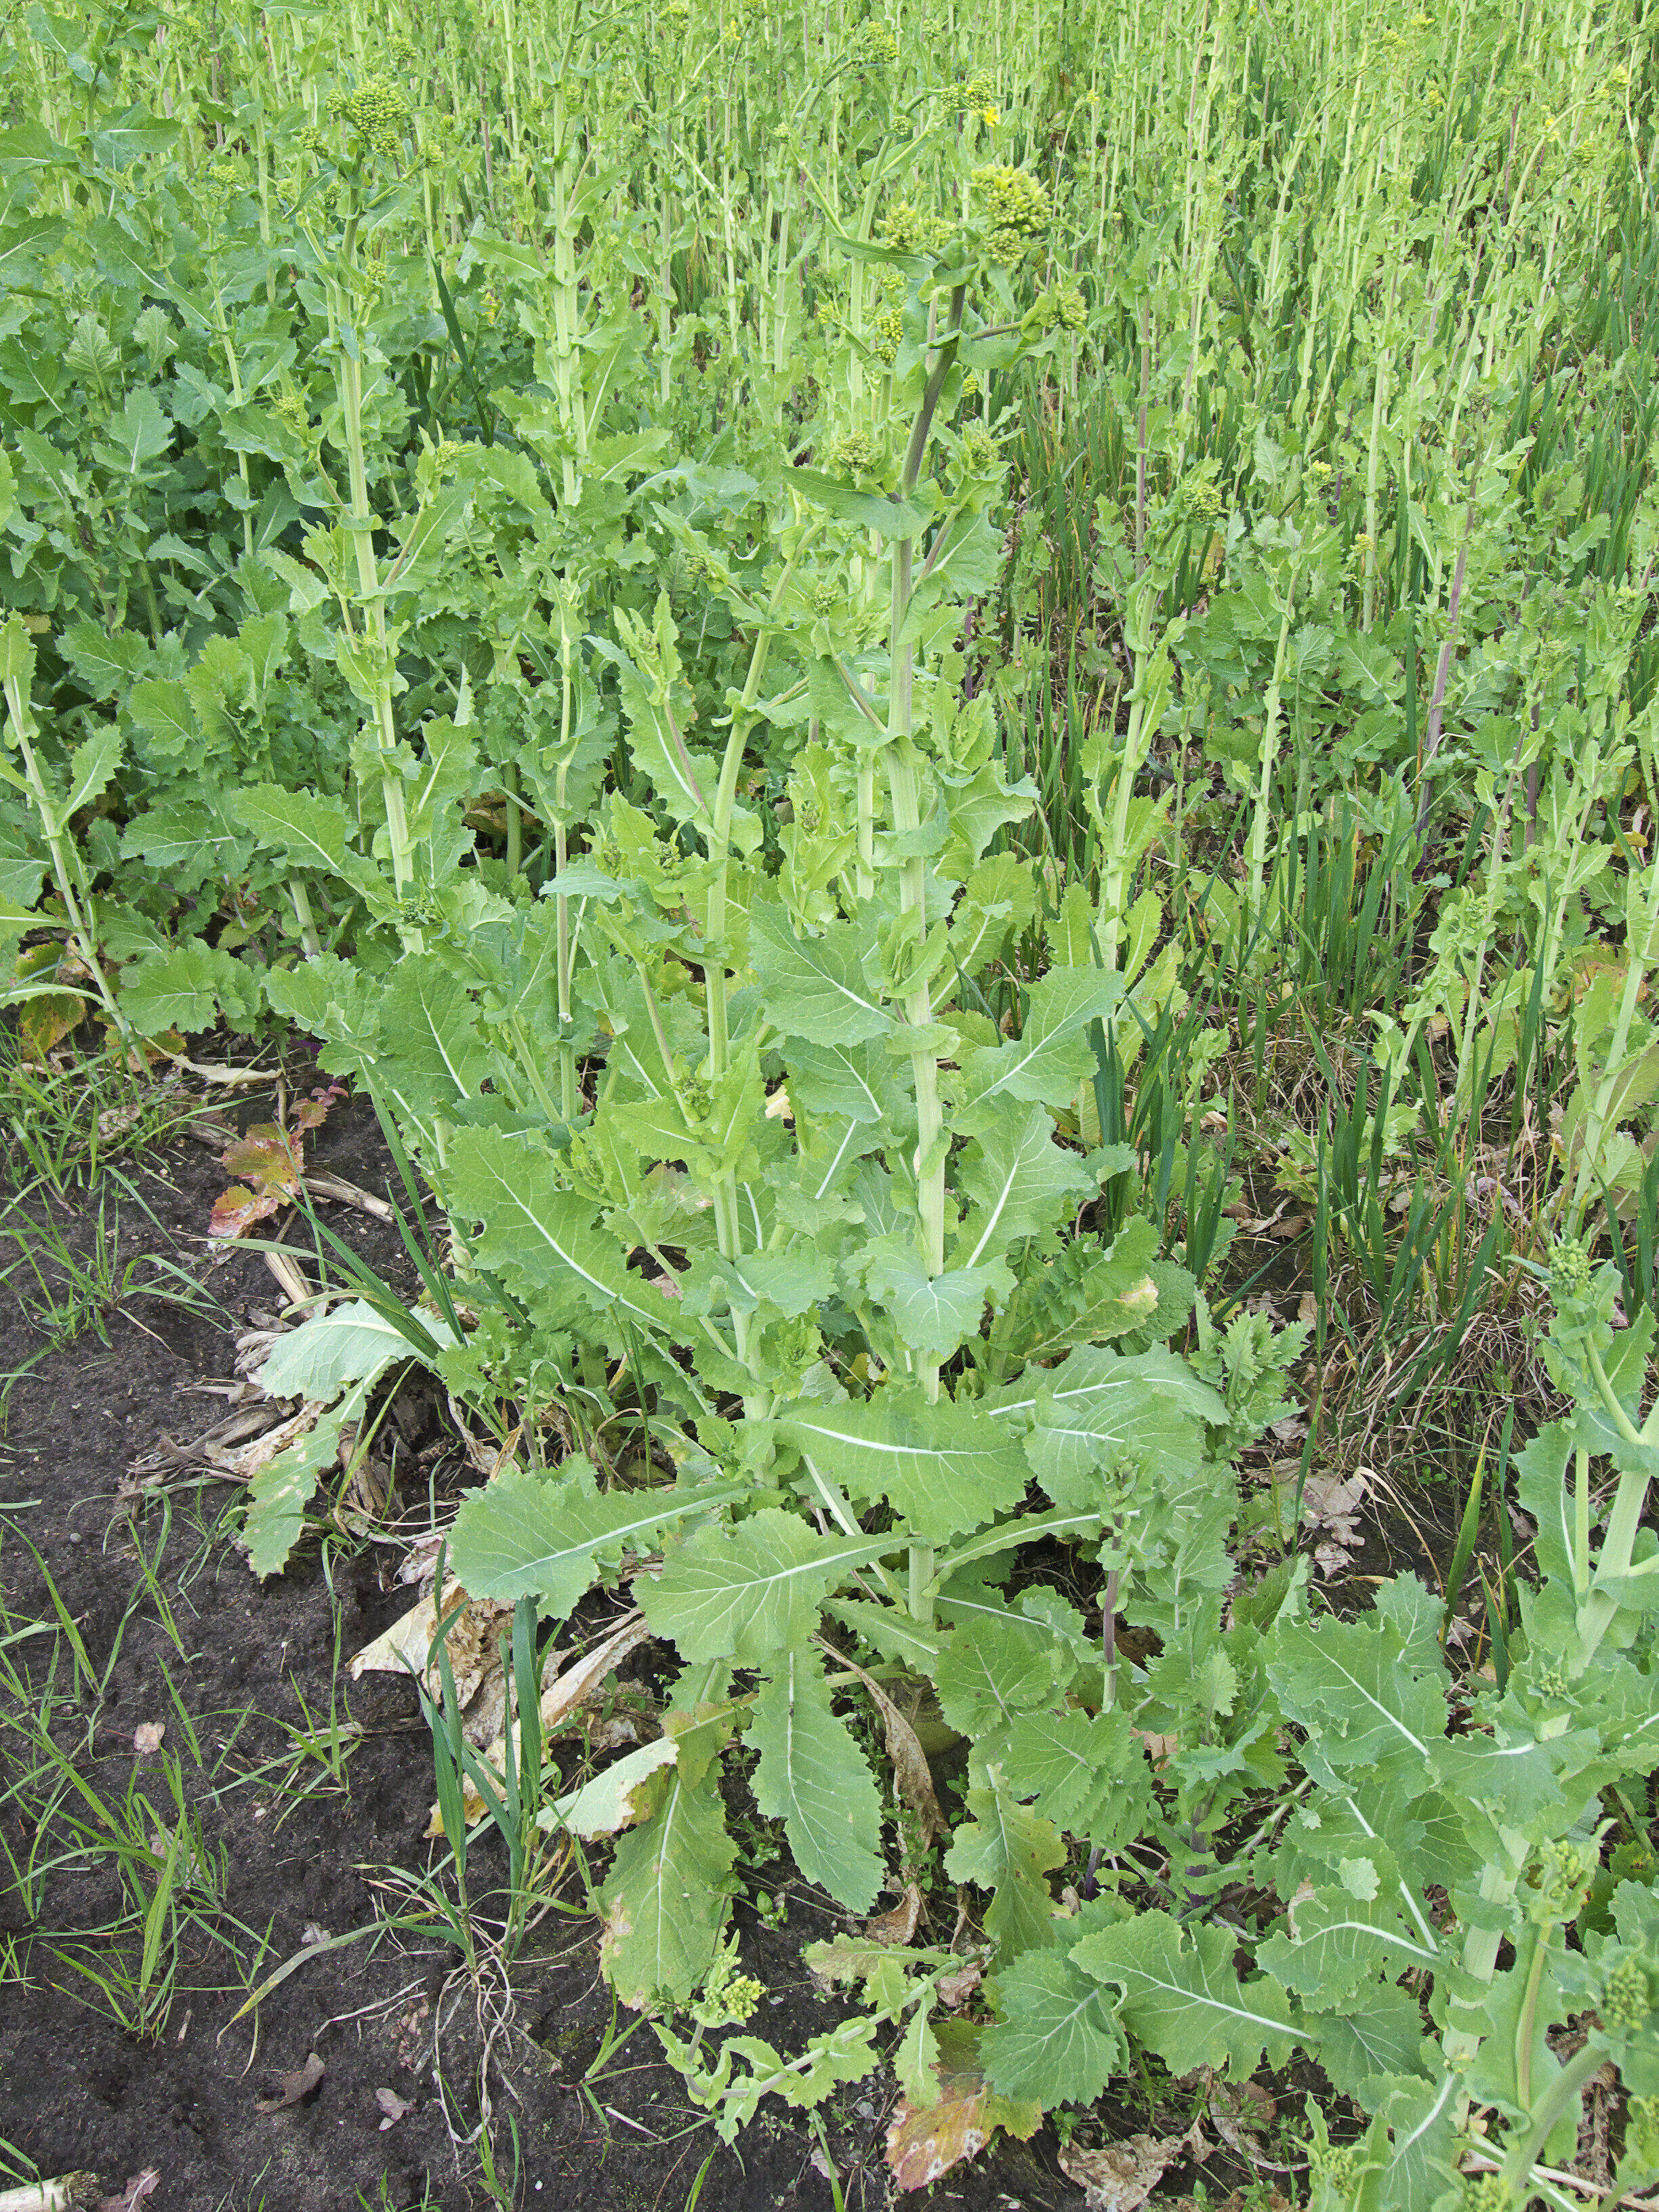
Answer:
[885,2020,1040,2191]
[211,1123,305,1240]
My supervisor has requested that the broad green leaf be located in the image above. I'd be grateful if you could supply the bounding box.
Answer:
[91,106,180,168]
[641,1508,884,1663]
[860,1237,1003,1357]
[990,1706,1155,1847]
[1072,1910,1303,2076]
[446,1128,678,1337]
[1256,1886,1443,2005]
[781,1033,907,1124]
[951,966,1124,1126]
[821,1597,942,1670]
[243,1393,359,1580]
[998,1216,1170,1364]
[449,1462,743,1616]
[776,1390,1031,1540]
[60,729,122,825]
[982,1948,1129,2106]
[790,466,927,539]
[94,387,170,476]
[230,784,384,901]
[256,1300,452,1401]
[119,941,261,1036]
[60,621,146,702]
[954,1101,1095,1269]
[127,678,197,760]
[1020,1347,1218,1507]
[592,598,713,826]
[598,1765,735,2004]
[750,1645,884,1910]
[750,900,891,1046]
[1268,1607,1448,1784]
[1313,1982,1435,2110]
[550,1737,680,1839]
[933,1618,1053,1736]
[943,1765,1065,1963]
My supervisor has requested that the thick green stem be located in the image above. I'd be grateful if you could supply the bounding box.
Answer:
[1,658,134,1049]
[333,235,420,948]
[1496,2039,1607,2199]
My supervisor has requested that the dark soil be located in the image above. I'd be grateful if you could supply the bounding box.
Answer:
[0,1085,1096,2212]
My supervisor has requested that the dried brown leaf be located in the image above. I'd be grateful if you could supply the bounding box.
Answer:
[255,2051,324,2112]
[827,1646,945,1842]
[375,2087,413,2129]
[862,1884,922,1946]
[97,2173,159,2212]
[1059,2133,1185,2212]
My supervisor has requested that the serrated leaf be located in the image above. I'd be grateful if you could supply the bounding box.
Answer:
[1267,1607,1448,1783]
[750,899,891,1046]
[860,1236,1002,1356]
[776,1389,1031,1540]
[119,940,261,1036]
[955,1101,1095,1269]
[256,1299,449,1401]
[449,1462,743,1616]
[999,1217,1168,1364]
[641,1508,882,1663]
[127,677,198,760]
[982,1948,1128,2105]
[1020,1346,1218,1507]
[95,386,170,474]
[943,1766,1065,1962]
[598,1766,735,2004]
[821,1597,942,1670]
[952,965,1124,1126]
[991,1705,1155,1847]
[791,466,927,539]
[1256,1886,1443,2005]
[243,1395,356,1579]
[230,783,383,898]
[750,1645,884,1910]
[446,1128,678,1338]
[1072,1910,1302,2076]
[1313,1982,1434,2110]
[933,1618,1053,1735]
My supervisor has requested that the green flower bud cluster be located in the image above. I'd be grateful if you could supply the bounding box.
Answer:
[861,18,899,65]
[1525,1837,1597,1925]
[387,31,418,66]
[1458,2172,1514,2212]
[333,73,411,159]
[973,163,1050,241]
[299,123,330,161]
[1550,1236,1594,1307]
[811,577,841,615]
[272,392,310,437]
[689,1938,764,2028]
[960,422,1001,476]
[872,270,906,365]
[209,157,241,186]
[1603,1951,1654,2033]
[826,427,876,476]
[880,198,956,255]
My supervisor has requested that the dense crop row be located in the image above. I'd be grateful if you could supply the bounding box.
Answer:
[3,0,1658,2199]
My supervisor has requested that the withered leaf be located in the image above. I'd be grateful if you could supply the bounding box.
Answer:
[255,2051,325,2112]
